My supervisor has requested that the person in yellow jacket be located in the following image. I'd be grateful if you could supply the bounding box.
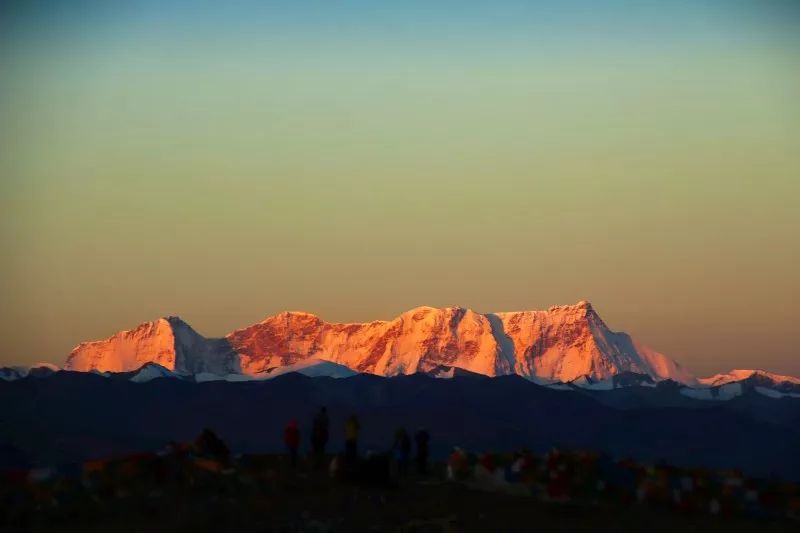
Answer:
[345,415,360,464]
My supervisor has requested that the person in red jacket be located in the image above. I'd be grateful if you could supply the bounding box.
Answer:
[284,420,300,467]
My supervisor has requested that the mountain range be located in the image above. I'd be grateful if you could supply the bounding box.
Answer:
[3,302,799,478]
[4,301,796,400]
[62,301,699,384]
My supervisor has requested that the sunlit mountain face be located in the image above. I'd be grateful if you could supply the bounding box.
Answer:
[63,301,694,384]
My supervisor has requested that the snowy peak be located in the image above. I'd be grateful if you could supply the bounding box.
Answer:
[229,304,502,377]
[678,369,800,401]
[699,369,800,387]
[65,317,239,375]
[697,369,800,394]
[494,302,694,384]
[65,318,178,373]
[547,299,595,317]
[227,310,332,374]
[129,362,180,383]
[59,302,701,384]
[260,357,358,380]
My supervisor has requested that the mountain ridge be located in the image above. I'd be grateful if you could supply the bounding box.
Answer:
[63,301,700,384]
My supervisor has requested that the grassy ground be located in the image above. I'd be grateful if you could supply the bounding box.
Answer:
[2,455,796,532]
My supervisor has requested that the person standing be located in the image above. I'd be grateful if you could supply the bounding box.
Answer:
[414,428,430,475]
[194,428,230,464]
[345,415,360,465]
[284,420,300,467]
[311,407,329,469]
[393,427,412,474]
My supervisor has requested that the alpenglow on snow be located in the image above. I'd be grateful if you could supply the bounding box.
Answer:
[65,301,695,384]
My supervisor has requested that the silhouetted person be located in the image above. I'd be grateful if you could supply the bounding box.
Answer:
[393,427,411,474]
[311,407,329,469]
[284,420,300,467]
[194,428,230,464]
[414,428,430,474]
[345,415,360,464]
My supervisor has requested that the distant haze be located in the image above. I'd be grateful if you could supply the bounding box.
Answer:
[1,1,798,376]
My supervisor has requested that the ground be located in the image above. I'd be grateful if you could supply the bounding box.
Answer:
[2,455,796,532]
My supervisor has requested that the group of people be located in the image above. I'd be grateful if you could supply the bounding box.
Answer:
[283,407,331,468]
[4,429,799,525]
[391,427,430,475]
[445,447,800,520]
[283,408,431,474]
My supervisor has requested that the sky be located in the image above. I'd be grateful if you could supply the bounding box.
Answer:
[1,1,798,377]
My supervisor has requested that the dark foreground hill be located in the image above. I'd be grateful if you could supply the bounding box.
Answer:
[1,372,799,479]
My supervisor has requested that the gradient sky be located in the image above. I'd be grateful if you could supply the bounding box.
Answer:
[1,1,798,376]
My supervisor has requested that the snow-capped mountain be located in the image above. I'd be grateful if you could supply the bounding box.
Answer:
[682,369,800,400]
[128,362,183,383]
[65,316,239,375]
[259,357,358,380]
[698,369,800,392]
[227,301,697,383]
[62,301,695,384]
[494,303,695,383]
